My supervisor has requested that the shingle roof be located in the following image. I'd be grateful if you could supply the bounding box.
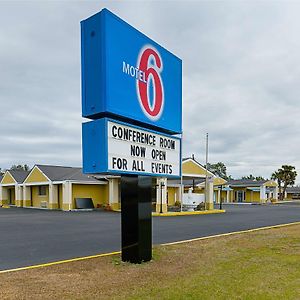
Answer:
[286,187,300,193]
[168,178,205,187]
[35,165,105,182]
[226,179,268,187]
[9,170,30,183]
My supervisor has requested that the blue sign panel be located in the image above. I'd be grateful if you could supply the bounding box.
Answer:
[81,9,182,134]
[82,118,181,178]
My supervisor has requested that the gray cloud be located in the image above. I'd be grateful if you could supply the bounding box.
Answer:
[0,1,300,181]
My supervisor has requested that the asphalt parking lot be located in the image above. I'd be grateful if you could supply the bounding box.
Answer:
[1,203,300,271]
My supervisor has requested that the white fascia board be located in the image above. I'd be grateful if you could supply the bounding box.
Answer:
[22,181,50,186]
[1,183,17,187]
[68,181,108,185]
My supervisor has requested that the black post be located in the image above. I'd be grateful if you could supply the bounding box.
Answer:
[121,175,152,263]
[219,185,223,210]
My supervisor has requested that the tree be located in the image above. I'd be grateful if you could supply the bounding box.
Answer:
[206,162,232,180]
[242,174,255,180]
[10,164,30,171]
[271,165,297,200]
[241,175,266,181]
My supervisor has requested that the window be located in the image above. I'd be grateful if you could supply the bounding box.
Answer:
[38,186,47,196]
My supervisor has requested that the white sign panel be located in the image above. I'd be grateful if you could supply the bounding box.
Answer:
[107,121,180,176]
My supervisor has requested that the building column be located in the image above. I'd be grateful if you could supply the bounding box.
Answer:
[62,181,72,211]
[48,183,58,209]
[205,177,214,210]
[217,189,221,204]
[226,190,230,203]
[23,186,31,207]
[156,177,167,213]
[15,185,23,207]
[0,185,8,205]
[108,178,120,210]
[260,185,267,203]
[274,186,278,200]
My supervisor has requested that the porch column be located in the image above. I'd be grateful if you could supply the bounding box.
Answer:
[205,177,214,210]
[62,181,72,211]
[274,186,278,200]
[226,190,230,203]
[108,178,120,210]
[217,188,221,204]
[156,177,167,213]
[260,186,267,203]
[15,185,23,207]
[49,184,58,209]
[23,186,31,207]
[0,185,7,205]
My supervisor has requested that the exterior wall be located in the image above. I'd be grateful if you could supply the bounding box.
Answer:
[31,185,49,208]
[182,161,206,176]
[167,187,179,206]
[220,191,227,202]
[72,184,107,209]
[2,173,16,185]
[25,168,48,183]
[245,190,260,203]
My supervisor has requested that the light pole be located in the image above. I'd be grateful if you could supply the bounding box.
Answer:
[205,133,209,210]
[160,182,165,213]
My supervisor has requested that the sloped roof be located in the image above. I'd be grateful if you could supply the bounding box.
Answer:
[0,174,3,182]
[36,165,104,182]
[9,170,30,183]
[286,186,300,193]
[227,179,268,187]
[168,178,205,187]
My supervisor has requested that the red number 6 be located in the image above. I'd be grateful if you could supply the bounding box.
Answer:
[137,46,164,120]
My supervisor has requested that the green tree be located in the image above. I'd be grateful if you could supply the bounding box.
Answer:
[10,164,30,171]
[242,174,255,180]
[206,162,231,180]
[241,175,266,180]
[271,165,297,200]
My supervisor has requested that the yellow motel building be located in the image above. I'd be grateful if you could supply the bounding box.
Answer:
[222,179,278,203]
[164,158,227,211]
[0,160,279,211]
[0,165,120,210]
[0,170,29,206]
[0,160,224,212]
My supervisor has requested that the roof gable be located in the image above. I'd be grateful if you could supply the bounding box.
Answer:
[182,158,214,177]
[1,171,16,185]
[24,166,50,183]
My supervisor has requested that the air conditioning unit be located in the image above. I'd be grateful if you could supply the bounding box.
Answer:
[40,201,48,208]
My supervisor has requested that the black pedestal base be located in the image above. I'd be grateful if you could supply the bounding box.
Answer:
[121,176,152,263]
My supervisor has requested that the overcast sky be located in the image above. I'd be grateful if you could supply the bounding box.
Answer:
[0,0,300,180]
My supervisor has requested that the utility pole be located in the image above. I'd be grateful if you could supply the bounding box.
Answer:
[205,133,209,210]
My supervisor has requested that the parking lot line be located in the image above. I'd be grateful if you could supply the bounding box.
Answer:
[0,251,121,274]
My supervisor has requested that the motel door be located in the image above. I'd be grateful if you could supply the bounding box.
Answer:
[237,191,244,202]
